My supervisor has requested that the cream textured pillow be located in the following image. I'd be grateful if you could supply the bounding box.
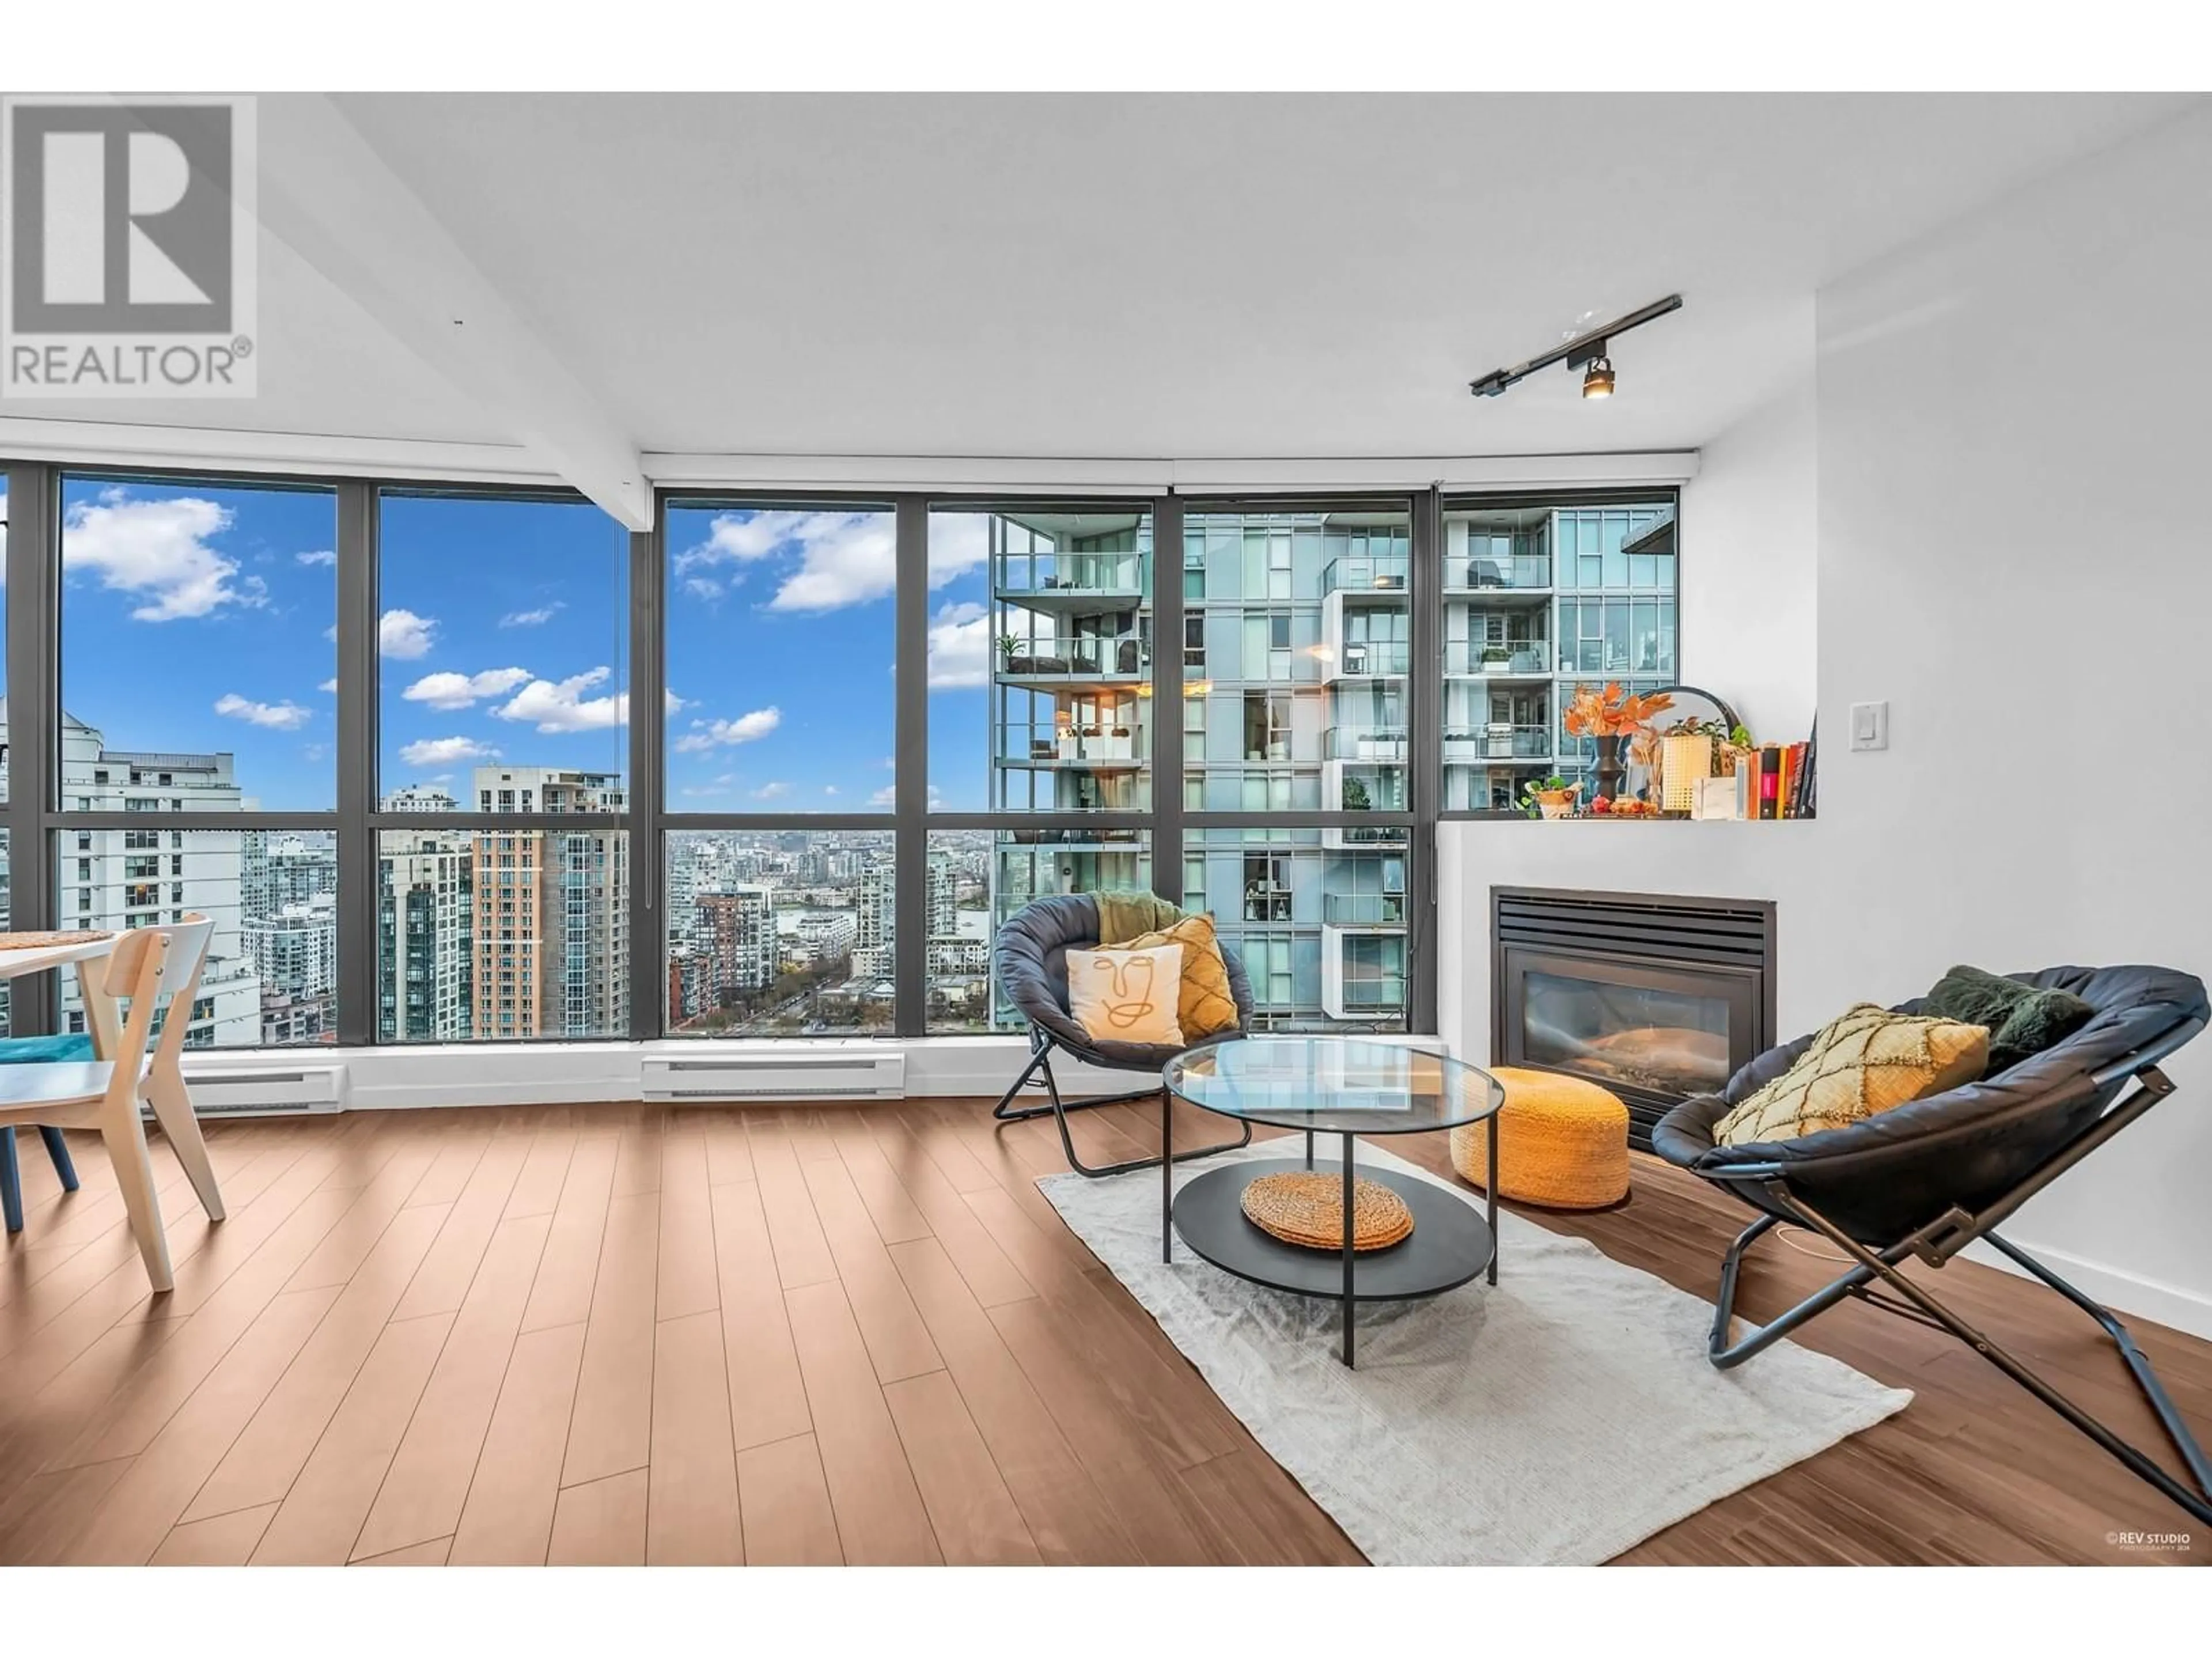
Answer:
[1713,1003,1990,1147]
[1067,944,1185,1047]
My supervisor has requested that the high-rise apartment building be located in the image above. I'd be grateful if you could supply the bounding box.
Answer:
[9,704,263,1046]
[243,832,339,918]
[243,892,338,1002]
[242,892,338,1046]
[467,767,628,1040]
[378,831,474,1041]
[979,512,1409,1030]
[694,885,778,1006]
[853,865,895,981]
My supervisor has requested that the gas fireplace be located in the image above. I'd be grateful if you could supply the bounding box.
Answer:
[1491,887,1776,1150]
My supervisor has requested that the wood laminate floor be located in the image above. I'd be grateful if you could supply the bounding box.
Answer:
[0,1098,2204,1566]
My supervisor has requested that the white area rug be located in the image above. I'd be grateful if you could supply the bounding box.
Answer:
[1038,1141,1912,1565]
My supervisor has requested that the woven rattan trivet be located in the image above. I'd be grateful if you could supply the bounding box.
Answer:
[0,930,111,950]
[1239,1170,1414,1251]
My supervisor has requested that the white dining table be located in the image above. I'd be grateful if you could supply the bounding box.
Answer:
[0,933,128,1060]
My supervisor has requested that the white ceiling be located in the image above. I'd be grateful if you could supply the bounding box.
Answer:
[3,92,2198,475]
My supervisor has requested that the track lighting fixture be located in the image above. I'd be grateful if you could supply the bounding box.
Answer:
[1468,294,1680,401]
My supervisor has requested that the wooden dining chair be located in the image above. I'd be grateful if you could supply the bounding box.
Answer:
[0,916,226,1291]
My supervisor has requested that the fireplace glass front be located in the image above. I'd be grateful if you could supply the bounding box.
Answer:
[1521,968,1735,1099]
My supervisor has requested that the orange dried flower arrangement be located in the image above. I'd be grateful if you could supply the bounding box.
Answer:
[1562,682,1675,739]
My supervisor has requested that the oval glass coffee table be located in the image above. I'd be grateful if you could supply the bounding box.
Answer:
[1161,1037,1506,1368]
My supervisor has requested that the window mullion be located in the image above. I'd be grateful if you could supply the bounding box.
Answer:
[893,497,929,1036]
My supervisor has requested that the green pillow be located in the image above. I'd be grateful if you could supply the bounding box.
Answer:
[1925,965,2093,1075]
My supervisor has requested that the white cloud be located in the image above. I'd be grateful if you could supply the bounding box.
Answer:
[926,599,991,689]
[319,678,338,695]
[379,608,437,659]
[750,781,792,801]
[867,782,941,809]
[680,784,731,798]
[62,490,268,621]
[673,512,807,574]
[499,603,564,628]
[213,693,313,731]
[294,549,337,567]
[402,666,533,710]
[823,785,840,797]
[490,668,672,734]
[671,707,782,753]
[926,512,991,588]
[399,736,499,767]
[672,509,987,615]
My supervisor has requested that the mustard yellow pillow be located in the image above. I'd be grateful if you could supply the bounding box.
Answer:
[1067,944,1184,1047]
[1713,1003,1990,1147]
[1124,912,1241,1040]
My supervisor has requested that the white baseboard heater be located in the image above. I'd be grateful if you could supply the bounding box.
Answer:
[641,1048,907,1103]
[175,1063,349,1117]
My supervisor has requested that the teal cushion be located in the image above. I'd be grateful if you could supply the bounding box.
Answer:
[1925,965,2094,1075]
[0,1034,96,1064]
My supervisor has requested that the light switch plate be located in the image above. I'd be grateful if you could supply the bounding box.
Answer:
[1849,700,1888,751]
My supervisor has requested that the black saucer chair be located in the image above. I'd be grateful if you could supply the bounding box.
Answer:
[1654,965,2212,1526]
[991,893,1252,1177]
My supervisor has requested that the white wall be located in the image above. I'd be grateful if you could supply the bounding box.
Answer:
[1677,342,1817,744]
[1441,101,2212,1339]
[1808,101,2212,1331]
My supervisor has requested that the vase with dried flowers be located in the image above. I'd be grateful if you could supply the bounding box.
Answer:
[1563,682,1675,803]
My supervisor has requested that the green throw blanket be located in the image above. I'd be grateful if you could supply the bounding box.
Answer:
[1094,889,1186,945]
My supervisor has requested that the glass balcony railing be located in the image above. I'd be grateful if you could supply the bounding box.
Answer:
[1442,724,1551,762]
[1332,641,1410,676]
[1449,554,1551,591]
[1324,892,1408,926]
[994,552,1145,596]
[999,726,1145,765]
[998,635,1147,677]
[1333,824,1411,846]
[1341,978,1408,1009]
[1323,726,1408,762]
[1445,641,1550,675]
[1322,554,1410,594]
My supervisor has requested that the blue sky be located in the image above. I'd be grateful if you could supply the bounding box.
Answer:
[40,483,999,813]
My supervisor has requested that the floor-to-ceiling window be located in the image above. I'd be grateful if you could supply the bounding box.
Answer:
[1179,505,1414,1033]
[926,505,1155,1032]
[0,464,1676,1055]
[660,501,897,1036]
[48,474,339,1047]
[372,490,632,1043]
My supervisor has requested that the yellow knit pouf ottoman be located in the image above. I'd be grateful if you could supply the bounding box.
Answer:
[1450,1066,1630,1210]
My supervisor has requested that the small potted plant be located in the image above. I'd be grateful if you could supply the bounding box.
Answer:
[1479,644,1510,673]
[999,632,1034,675]
[1109,719,1133,760]
[1342,777,1373,812]
[1520,775,1581,819]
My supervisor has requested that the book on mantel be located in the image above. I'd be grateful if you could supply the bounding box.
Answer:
[1753,736,1817,819]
